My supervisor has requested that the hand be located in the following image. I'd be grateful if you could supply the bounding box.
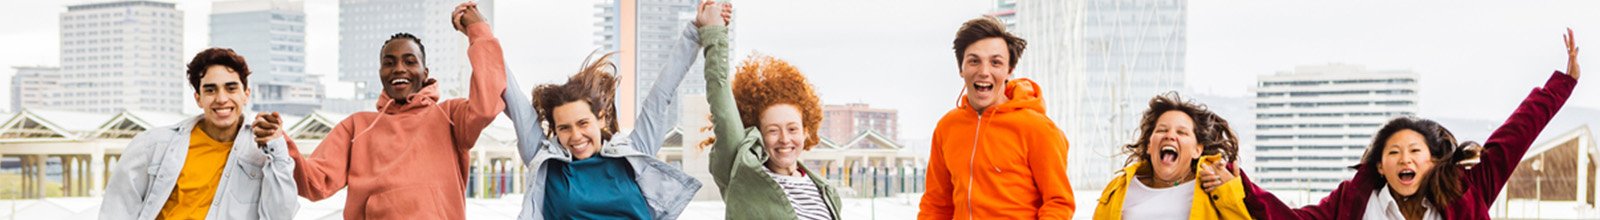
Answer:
[1565,28,1580,80]
[452,1,485,34]
[1199,159,1238,193]
[693,1,730,28]
[253,112,283,148]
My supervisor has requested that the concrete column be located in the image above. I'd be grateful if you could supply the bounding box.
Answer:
[20,156,31,199]
[92,148,107,196]
[62,155,74,197]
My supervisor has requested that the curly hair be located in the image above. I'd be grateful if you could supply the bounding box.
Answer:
[185,48,251,93]
[1123,92,1240,172]
[1357,117,1476,211]
[531,52,620,142]
[699,55,823,150]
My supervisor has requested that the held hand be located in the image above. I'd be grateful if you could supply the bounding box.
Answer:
[1566,27,1580,80]
[452,1,484,34]
[721,2,733,26]
[693,1,727,28]
[252,112,284,148]
[1199,159,1237,193]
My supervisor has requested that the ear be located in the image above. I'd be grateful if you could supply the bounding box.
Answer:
[192,91,201,107]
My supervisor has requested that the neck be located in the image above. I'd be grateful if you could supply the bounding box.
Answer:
[1389,187,1428,220]
[766,162,802,177]
[1138,171,1193,188]
[197,117,240,143]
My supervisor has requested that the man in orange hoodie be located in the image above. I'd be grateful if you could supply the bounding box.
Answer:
[251,2,503,219]
[918,16,1076,220]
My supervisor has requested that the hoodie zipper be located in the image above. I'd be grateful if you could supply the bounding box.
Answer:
[965,108,990,220]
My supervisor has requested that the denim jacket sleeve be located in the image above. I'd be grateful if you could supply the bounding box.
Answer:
[625,22,702,155]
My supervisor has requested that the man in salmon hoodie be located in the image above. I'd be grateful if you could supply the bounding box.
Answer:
[250,2,504,219]
[918,16,1076,220]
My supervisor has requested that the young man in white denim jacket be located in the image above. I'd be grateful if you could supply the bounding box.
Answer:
[99,48,298,220]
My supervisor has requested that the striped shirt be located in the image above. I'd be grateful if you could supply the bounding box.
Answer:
[768,170,834,220]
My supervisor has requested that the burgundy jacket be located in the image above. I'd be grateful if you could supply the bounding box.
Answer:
[1239,71,1577,220]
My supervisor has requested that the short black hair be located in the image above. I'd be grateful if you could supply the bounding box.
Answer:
[384,32,426,65]
[185,48,251,93]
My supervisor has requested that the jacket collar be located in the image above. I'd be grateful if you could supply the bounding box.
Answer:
[955,77,1047,116]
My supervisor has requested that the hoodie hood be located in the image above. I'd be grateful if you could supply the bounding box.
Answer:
[375,80,442,113]
[957,77,1046,115]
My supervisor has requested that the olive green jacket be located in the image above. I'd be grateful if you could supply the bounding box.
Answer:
[701,25,843,220]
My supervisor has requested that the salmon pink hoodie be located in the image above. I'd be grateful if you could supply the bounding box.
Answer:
[285,23,505,220]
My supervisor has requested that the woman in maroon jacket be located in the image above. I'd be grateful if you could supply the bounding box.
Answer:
[1233,28,1582,220]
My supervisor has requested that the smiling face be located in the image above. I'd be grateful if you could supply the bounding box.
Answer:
[552,101,606,160]
[959,37,1013,112]
[1146,110,1200,182]
[193,65,251,131]
[379,39,428,101]
[1379,129,1434,196]
[759,104,809,171]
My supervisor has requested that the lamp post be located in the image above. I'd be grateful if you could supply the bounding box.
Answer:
[1532,159,1543,219]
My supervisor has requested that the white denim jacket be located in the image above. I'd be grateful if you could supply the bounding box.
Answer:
[99,115,298,220]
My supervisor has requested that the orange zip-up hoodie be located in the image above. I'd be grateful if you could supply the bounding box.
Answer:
[285,23,505,220]
[919,78,1076,220]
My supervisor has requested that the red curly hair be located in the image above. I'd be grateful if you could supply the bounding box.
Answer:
[700,55,823,150]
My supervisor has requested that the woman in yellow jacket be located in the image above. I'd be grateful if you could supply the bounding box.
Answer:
[1093,92,1251,220]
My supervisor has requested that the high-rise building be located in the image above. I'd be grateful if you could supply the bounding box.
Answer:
[1010,0,1188,189]
[1252,64,1420,201]
[989,0,1017,30]
[338,0,493,100]
[211,0,323,115]
[594,0,709,128]
[10,66,62,112]
[820,103,900,144]
[56,0,186,113]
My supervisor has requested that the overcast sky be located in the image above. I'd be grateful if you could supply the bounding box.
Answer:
[1,0,1596,142]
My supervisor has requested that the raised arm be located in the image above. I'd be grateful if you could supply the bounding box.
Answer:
[444,2,508,151]
[695,1,745,189]
[1465,29,1580,203]
[624,22,702,155]
[503,69,545,164]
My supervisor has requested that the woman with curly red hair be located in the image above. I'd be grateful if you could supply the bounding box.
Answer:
[701,41,841,220]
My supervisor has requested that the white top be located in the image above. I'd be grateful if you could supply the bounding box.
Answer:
[767,170,834,220]
[1364,187,1442,220]
[1121,177,1196,220]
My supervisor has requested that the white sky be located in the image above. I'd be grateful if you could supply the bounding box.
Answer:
[0,0,1596,142]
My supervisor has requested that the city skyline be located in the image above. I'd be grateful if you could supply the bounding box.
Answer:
[0,1,1596,148]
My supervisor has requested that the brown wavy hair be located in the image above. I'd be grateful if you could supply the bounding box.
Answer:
[1357,117,1477,211]
[186,48,252,93]
[699,54,823,150]
[952,16,1026,70]
[531,52,621,142]
[1123,92,1240,173]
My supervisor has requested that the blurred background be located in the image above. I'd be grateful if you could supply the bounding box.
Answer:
[0,0,1596,219]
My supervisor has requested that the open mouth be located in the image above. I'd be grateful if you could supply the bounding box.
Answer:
[391,78,412,90]
[1159,145,1179,164]
[973,82,995,92]
[211,107,235,116]
[1398,169,1417,183]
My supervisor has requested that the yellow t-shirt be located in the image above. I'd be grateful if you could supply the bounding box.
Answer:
[156,128,233,220]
